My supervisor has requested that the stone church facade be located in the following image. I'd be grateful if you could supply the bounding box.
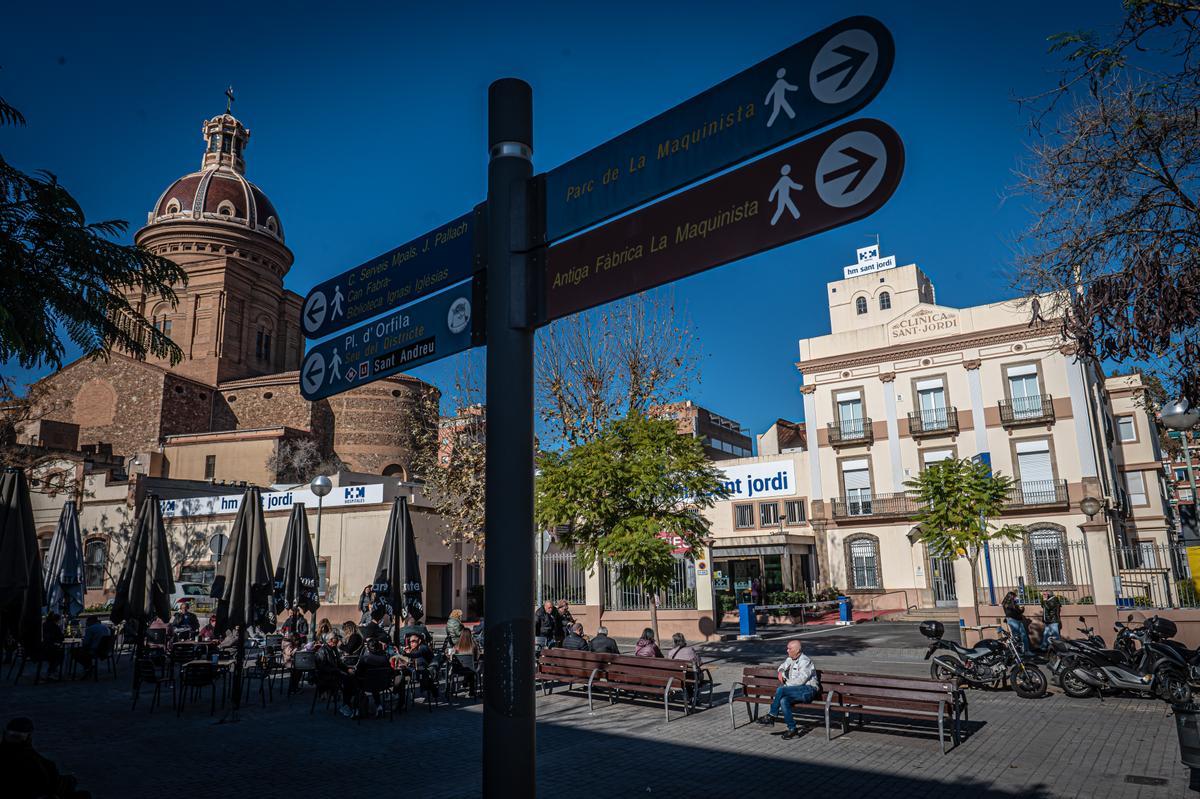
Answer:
[28,109,433,484]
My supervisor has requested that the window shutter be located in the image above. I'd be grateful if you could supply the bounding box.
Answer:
[1017,443,1053,484]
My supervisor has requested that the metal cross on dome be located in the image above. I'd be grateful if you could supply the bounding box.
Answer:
[225,86,235,114]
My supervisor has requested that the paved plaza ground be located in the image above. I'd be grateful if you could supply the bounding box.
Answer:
[2,622,1194,798]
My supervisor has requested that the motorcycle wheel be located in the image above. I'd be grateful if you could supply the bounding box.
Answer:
[929,656,959,682]
[1157,674,1193,704]
[1059,668,1096,698]
[1009,664,1048,699]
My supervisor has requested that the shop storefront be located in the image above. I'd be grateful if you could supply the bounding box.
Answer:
[711,536,815,610]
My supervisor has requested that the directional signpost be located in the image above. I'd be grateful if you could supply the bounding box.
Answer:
[299,278,481,402]
[300,206,483,341]
[539,15,893,242]
[295,17,902,797]
[541,118,903,322]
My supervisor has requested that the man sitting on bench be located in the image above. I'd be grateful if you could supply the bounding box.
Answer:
[758,639,819,740]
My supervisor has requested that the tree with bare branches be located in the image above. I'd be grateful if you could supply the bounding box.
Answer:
[264,437,345,485]
[1016,2,1200,404]
[536,291,700,449]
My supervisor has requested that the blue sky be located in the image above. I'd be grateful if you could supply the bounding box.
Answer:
[2,1,1124,443]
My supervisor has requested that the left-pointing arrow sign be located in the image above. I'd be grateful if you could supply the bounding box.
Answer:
[300,352,325,395]
[301,206,483,341]
[303,292,326,330]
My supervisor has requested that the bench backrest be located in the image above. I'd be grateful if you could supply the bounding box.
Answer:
[538,649,610,673]
[605,653,692,687]
[739,667,956,704]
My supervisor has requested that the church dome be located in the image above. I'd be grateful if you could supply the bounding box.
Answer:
[146,112,284,243]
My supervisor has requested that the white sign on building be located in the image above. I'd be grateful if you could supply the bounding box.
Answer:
[843,253,897,278]
[718,459,797,500]
[159,483,385,519]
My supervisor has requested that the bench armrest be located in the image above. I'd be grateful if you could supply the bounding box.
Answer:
[727,681,745,704]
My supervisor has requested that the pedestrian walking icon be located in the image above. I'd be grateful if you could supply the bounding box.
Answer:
[764,68,797,128]
[328,348,343,385]
[768,165,804,225]
[331,285,345,319]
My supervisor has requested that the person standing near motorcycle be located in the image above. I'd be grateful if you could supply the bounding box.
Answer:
[1002,591,1032,653]
[1040,591,1062,652]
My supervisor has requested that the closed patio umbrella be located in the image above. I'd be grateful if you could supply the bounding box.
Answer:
[43,500,85,619]
[111,494,175,665]
[373,496,423,626]
[212,487,274,709]
[0,468,43,651]
[273,503,320,629]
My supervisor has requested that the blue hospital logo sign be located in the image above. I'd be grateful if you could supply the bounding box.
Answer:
[344,486,367,504]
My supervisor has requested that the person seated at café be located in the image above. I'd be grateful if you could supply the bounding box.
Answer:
[218,625,241,650]
[340,621,364,656]
[171,602,200,639]
[448,629,480,697]
[345,637,394,718]
[279,606,309,670]
[70,616,112,674]
[40,613,65,679]
[197,615,220,643]
[360,606,392,645]
[401,632,438,700]
[560,622,589,651]
[633,627,663,658]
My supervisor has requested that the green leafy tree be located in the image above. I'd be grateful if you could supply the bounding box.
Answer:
[0,97,186,370]
[535,413,728,639]
[905,458,1024,619]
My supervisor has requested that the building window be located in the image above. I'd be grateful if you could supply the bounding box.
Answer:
[1028,528,1067,585]
[842,459,872,515]
[1015,439,1054,502]
[204,454,216,479]
[1116,416,1136,442]
[915,378,948,430]
[922,449,954,469]
[836,391,865,439]
[878,291,891,310]
[855,296,868,315]
[85,539,107,590]
[1005,364,1041,419]
[847,535,881,590]
[221,135,231,154]
[785,500,806,524]
[734,504,755,529]
[1126,471,1148,507]
[759,502,780,527]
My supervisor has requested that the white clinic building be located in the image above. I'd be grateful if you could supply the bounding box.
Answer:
[703,247,1174,614]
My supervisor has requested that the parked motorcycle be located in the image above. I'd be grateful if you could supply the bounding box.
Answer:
[1054,615,1191,702]
[920,620,1047,699]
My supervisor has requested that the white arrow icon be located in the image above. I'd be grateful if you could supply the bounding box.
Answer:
[302,291,327,334]
[301,352,325,395]
[815,130,886,209]
[809,29,878,105]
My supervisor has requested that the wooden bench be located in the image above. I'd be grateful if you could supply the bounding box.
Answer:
[729,667,967,754]
[535,649,609,694]
[588,653,696,723]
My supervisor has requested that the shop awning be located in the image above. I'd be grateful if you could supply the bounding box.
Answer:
[711,535,812,557]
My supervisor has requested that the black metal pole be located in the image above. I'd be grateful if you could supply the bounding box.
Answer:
[483,77,535,798]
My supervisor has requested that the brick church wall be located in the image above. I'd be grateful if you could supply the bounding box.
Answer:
[159,374,216,438]
[33,356,169,456]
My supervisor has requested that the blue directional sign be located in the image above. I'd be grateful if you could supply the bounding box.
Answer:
[540,16,893,243]
[301,206,483,341]
[299,279,481,401]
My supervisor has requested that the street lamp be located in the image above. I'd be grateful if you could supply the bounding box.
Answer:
[1161,399,1200,540]
[1079,496,1103,520]
[309,474,332,631]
